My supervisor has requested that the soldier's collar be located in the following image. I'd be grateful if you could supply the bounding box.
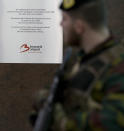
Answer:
[77,35,116,64]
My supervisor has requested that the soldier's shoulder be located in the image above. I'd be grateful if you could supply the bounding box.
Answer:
[103,60,124,94]
[121,39,124,46]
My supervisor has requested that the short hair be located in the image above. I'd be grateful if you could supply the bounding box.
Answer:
[67,0,108,30]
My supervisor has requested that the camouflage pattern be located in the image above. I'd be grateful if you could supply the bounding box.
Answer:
[33,37,124,131]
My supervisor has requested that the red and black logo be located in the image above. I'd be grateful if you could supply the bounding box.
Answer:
[20,44,30,53]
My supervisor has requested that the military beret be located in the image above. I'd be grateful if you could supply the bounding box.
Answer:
[60,0,94,11]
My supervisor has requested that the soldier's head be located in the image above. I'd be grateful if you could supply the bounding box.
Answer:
[60,0,109,50]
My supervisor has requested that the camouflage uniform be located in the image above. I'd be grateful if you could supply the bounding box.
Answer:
[51,37,124,131]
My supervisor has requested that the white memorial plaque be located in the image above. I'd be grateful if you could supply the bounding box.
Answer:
[0,0,63,63]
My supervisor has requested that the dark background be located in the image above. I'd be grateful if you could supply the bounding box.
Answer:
[0,0,124,131]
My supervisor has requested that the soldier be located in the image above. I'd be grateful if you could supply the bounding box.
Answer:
[31,0,124,130]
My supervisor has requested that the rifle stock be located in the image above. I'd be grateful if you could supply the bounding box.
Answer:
[33,48,72,131]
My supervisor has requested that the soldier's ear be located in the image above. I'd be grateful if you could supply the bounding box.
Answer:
[74,19,86,34]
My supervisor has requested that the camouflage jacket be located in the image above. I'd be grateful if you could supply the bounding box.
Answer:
[52,37,124,131]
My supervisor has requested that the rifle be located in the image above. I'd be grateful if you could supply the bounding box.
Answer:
[33,48,72,131]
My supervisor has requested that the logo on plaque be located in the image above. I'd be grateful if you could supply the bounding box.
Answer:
[20,44,30,53]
